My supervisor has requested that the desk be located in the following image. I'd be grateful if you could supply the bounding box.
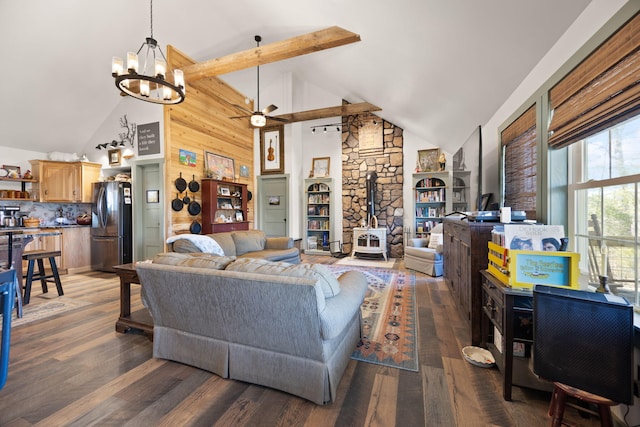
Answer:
[113,263,153,340]
[480,270,552,400]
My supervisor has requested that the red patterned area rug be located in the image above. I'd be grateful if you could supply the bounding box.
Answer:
[328,265,418,372]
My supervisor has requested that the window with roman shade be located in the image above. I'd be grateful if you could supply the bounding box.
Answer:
[502,104,536,219]
[548,12,640,149]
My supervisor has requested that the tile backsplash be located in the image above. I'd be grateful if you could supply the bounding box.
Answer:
[2,201,91,226]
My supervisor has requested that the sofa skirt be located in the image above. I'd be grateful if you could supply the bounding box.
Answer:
[405,253,444,277]
[228,310,361,405]
[153,326,230,378]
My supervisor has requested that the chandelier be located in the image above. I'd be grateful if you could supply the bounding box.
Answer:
[111,0,185,104]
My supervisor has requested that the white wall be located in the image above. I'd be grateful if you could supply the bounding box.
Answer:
[480,0,629,199]
[83,96,164,172]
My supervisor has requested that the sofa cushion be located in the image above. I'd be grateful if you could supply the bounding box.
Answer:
[408,238,430,248]
[237,248,301,263]
[207,233,237,256]
[152,252,236,270]
[225,258,341,297]
[231,230,266,256]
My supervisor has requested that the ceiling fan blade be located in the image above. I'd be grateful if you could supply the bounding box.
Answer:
[183,26,361,81]
[268,102,381,123]
[230,115,252,119]
[232,104,254,115]
[266,116,290,123]
[262,104,278,115]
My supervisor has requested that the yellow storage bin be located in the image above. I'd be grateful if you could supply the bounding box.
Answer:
[487,241,580,289]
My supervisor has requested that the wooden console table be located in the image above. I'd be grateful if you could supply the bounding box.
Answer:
[480,270,552,400]
[113,263,153,340]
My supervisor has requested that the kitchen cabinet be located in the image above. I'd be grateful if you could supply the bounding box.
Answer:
[30,160,101,202]
[21,227,91,274]
[61,226,91,273]
[201,179,249,234]
[443,217,494,346]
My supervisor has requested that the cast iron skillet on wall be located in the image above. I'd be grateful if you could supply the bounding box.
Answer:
[190,220,202,234]
[188,194,201,216]
[175,172,187,192]
[172,193,183,211]
[188,175,200,193]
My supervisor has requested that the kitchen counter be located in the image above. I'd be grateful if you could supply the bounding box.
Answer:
[0,224,89,231]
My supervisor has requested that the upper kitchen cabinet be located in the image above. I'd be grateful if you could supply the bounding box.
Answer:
[30,160,101,203]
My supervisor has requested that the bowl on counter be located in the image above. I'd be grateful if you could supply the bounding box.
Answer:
[76,214,91,225]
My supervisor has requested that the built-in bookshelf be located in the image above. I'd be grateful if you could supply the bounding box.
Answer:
[452,170,471,212]
[304,177,333,255]
[413,171,452,238]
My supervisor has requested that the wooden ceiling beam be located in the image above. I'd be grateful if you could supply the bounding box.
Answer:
[183,26,361,82]
[266,102,381,124]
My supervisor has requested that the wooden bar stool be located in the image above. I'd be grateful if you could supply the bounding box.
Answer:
[22,250,63,305]
[548,382,617,427]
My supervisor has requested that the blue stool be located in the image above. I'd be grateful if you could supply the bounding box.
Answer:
[0,269,16,390]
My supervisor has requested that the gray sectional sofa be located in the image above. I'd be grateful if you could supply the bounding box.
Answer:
[168,230,300,264]
[135,253,368,404]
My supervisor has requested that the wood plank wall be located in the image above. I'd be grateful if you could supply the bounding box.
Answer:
[164,45,255,238]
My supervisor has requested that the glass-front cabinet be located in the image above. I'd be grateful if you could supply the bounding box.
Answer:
[201,179,249,233]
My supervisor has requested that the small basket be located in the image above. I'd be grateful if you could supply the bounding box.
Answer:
[23,218,40,228]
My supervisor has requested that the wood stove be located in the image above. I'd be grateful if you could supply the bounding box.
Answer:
[352,227,387,260]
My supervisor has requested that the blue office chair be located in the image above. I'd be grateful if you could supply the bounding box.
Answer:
[0,269,16,390]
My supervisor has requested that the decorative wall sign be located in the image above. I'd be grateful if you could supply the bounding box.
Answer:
[260,125,284,174]
[179,149,196,167]
[239,165,250,177]
[358,117,383,155]
[137,122,161,156]
[205,152,235,180]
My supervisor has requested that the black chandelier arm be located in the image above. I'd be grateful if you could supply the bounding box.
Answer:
[115,73,185,105]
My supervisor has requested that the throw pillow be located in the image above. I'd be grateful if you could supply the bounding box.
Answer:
[152,252,236,270]
[428,233,443,250]
[225,258,341,297]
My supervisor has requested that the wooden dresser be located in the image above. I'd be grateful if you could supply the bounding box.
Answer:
[443,218,495,345]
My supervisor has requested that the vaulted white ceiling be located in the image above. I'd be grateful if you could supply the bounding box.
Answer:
[0,0,592,154]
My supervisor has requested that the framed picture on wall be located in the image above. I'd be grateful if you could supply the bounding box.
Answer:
[418,148,439,172]
[108,149,121,166]
[311,157,330,178]
[260,125,284,175]
[205,151,235,181]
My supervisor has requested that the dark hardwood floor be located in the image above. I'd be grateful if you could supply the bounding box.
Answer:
[0,255,605,426]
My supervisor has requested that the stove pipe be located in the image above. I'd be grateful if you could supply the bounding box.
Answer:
[366,171,377,227]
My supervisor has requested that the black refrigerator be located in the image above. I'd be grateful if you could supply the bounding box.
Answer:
[91,181,133,272]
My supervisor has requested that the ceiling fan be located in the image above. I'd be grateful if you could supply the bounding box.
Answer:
[230,35,289,127]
